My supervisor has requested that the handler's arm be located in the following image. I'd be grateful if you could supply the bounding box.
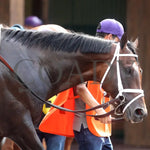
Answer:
[76,83,111,124]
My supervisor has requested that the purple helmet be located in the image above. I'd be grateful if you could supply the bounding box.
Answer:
[25,16,43,27]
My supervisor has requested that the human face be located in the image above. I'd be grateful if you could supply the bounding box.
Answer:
[104,34,120,42]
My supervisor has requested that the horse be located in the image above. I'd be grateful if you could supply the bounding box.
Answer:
[0,24,147,150]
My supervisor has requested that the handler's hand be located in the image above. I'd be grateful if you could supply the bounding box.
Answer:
[95,108,112,124]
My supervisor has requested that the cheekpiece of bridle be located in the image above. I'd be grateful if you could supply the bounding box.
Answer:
[91,43,144,121]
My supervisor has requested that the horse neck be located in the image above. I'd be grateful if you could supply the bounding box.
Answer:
[44,51,113,97]
[1,28,115,97]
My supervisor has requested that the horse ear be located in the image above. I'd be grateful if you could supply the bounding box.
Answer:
[120,33,127,49]
[133,38,138,48]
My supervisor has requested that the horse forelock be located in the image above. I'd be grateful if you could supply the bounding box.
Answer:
[2,28,112,54]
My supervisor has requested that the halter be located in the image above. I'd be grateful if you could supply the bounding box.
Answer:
[100,43,144,115]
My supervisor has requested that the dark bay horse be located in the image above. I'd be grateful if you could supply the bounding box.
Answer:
[0,25,147,150]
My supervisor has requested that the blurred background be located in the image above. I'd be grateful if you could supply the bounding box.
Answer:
[0,0,150,149]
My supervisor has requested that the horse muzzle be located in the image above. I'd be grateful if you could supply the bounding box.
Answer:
[123,104,148,123]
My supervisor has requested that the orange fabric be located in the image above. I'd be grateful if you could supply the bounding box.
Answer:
[86,81,111,137]
[39,88,75,137]
[39,82,111,137]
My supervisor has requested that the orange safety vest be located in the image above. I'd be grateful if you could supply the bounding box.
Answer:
[39,82,111,137]
[39,88,75,137]
[86,81,111,137]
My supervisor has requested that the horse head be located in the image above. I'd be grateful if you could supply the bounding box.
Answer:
[101,34,147,123]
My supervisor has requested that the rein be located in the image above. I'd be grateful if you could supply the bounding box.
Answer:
[0,55,119,114]
[0,30,143,122]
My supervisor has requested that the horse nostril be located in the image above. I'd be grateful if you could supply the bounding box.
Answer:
[134,108,145,117]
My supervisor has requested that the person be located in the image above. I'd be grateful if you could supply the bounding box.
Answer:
[24,16,43,29]
[95,18,124,41]
[59,18,124,150]
[37,96,66,150]
[73,19,124,150]
[39,18,124,150]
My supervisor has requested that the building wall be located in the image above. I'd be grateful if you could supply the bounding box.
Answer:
[9,0,24,26]
[48,0,126,35]
[125,0,150,146]
[0,0,24,26]
[0,0,10,25]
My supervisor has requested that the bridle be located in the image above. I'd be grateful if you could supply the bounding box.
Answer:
[0,27,144,122]
[89,43,144,120]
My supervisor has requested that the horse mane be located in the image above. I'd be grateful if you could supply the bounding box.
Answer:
[2,28,113,54]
